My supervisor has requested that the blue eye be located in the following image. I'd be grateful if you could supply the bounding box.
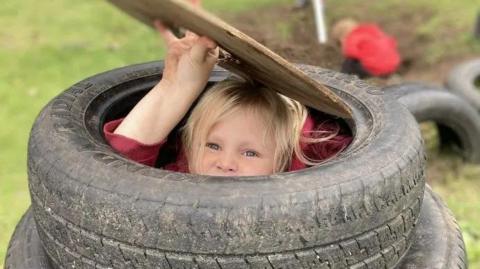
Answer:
[244,151,258,157]
[206,143,220,150]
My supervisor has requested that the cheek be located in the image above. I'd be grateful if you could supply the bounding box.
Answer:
[197,151,215,169]
[264,159,276,172]
[246,158,276,174]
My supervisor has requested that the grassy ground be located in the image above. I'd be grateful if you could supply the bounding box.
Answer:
[419,123,480,267]
[1,0,479,267]
[0,0,289,265]
[327,0,480,64]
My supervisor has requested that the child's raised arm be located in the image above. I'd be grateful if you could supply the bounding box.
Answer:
[113,20,219,145]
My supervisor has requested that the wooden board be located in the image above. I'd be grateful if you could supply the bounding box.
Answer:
[108,0,351,118]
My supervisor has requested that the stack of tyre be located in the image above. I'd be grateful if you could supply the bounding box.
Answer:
[5,62,469,268]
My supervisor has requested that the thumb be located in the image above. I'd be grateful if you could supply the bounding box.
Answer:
[190,37,218,64]
[190,0,201,7]
[205,47,220,65]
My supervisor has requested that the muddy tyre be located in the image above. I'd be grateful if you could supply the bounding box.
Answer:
[28,62,425,268]
[397,185,468,269]
[4,208,51,269]
[8,190,464,269]
[384,82,480,163]
[446,58,480,111]
[8,191,463,269]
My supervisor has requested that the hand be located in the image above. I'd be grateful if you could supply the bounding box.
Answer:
[154,15,219,95]
[113,0,216,145]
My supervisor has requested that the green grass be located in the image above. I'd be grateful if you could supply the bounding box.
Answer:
[0,0,288,265]
[420,122,480,268]
[1,0,479,267]
[433,174,480,266]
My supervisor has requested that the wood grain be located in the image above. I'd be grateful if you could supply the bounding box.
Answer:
[108,0,351,118]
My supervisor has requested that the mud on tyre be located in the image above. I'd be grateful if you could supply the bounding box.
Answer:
[8,189,465,269]
[28,62,425,268]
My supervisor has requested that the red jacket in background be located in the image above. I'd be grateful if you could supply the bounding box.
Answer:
[343,24,401,76]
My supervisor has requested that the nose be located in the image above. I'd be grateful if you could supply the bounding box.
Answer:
[215,151,238,173]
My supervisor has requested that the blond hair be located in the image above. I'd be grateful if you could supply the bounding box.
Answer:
[332,18,358,44]
[180,79,338,173]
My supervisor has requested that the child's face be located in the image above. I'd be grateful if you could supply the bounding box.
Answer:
[192,109,276,176]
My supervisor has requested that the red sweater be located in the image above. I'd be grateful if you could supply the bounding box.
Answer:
[103,115,352,172]
[343,24,401,76]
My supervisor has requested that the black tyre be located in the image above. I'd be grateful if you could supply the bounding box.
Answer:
[397,185,468,269]
[28,62,425,268]
[4,208,51,269]
[383,82,480,163]
[6,190,464,269]
[445,58,480,111]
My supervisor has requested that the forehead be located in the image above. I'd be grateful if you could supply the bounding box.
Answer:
[207,110,274,148]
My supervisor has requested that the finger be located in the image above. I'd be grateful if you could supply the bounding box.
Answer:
[198,36,217,50]
[190,42,212,63]
[185,30,199,39]
[190,37,218,63]
[179,37,197,50]
[153,20,167,32]
[190,0,201,7]
[205,47,220,64]
[154,20,178,44]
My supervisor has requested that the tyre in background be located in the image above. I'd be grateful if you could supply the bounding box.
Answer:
[384,82,480,163]
[445,58,480,111]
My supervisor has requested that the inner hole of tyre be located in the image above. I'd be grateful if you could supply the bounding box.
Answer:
[87,75,354,171]
[420,121,463,156]
[475,75,480,90]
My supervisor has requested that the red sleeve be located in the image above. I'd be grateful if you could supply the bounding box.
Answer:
[103,118,165,167]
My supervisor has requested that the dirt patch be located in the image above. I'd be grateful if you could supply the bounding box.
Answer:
[228,4,343,70]
[224,3,479,184]
[227,2,477,87]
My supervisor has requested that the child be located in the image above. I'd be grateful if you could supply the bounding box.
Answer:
[104,18,351,176]
[332,18,401,78]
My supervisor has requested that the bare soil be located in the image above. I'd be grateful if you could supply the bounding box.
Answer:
[227,2,479,183]
[227,3,477,87]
